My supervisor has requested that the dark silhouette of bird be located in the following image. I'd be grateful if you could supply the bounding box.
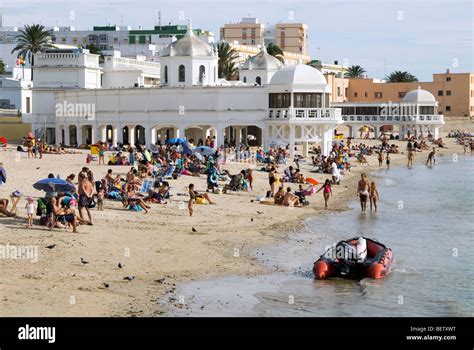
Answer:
[123,276,135,281]
[118,262,123,268]
[103,283,110,288]
[250,200,254,203]
[154,278,166,284]
[251,218,254,222]
[80,258,89,265]
[257,211,264,215]
[45,244,56,249]
[36,167,40,170]
[192,227,197,233]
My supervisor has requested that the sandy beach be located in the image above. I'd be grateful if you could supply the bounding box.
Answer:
[0,133,468,316]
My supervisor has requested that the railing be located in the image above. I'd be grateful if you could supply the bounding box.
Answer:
[341,114,444,124]
[268,108,342,121]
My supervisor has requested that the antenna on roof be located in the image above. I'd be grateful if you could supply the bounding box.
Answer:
[158,11,161,29]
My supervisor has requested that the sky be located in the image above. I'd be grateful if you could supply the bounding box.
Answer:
[1,0,472,81]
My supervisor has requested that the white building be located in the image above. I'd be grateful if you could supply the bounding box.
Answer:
[20,24,443,157]
[334,87,444,139]
[22,24,341,157]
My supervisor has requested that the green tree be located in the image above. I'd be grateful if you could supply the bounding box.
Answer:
[11,24,54,79]
[385,70,418,82]
[266,43,284,63]
[217,42,239,80]
[344,65,366,78]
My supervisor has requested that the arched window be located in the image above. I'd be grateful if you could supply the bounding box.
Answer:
[178,65,185,82]
[199,65,205,84]
[256,76,262,85]
[164,65,168,84]
[243,77,247,83]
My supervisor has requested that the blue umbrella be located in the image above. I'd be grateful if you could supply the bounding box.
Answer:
[183,146,193,156]
[33,178,75,193]
[193,146,214,156]
[166,138,187,145]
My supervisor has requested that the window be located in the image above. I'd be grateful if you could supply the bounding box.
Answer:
[178,65,185,82]
[61,37,67,44]
[255,76,262,85]
[25,97,30,113]
[345,87,348,97]
[446,90,451,96]
[365,92,368,98]
[446,77,451,82]
[337,87,341,97]
[269,93,291,108]
[164,65,168,84]
[354,92,358,97]
[129,36,136,44]
[243,77,247,83]
[438,90,443,96]
[446,106,451,112]
[199,65,205,84]
[82,37,88,44]
[374,92,382,99]
[139,35,146,44]
[293,93,320,108]
[72,37,78,44]
[114,37,119,44]
[398,92,406,98]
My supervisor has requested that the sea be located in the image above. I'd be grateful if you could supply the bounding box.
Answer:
[167,154,474,317]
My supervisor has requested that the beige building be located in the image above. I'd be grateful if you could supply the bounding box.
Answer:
[229,43,310,67]
[331,70,473,117]
[221,18,308,55]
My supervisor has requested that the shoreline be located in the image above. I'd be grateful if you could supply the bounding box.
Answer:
[0,136,467,316]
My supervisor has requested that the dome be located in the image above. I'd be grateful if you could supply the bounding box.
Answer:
[402,86,436,103]
[241,46,282,71]
[160,23,215,57]
[269,64,327,85]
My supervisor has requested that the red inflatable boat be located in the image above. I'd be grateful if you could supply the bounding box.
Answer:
[314,237,393,279]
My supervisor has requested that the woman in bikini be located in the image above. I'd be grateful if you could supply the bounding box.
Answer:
[369,181,380,212]
[268,166,277,197]
[316,179,333,209]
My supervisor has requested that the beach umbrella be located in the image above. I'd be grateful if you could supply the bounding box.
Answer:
[193,146,214,156]
[166,137,187,145]
[142,150,152,162]
[305,178,319,186]
[183,146,193,156]
[194,152,203,161]
[269,140,287,148]
[33,178,75,193]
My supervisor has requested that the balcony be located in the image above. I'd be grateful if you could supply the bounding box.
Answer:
[341,114,444,124]
[268,108,342,121]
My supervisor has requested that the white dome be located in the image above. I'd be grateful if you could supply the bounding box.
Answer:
[269,64,327,85]
[403,87,436,103]
[241,47,282,71]
[161,25,215,57]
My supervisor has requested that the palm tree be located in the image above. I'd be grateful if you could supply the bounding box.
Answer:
[84,43,101,55]
[217,42,239,80]
[0,59,5,74]
[385,70,418,82]
[266,43,284,63]
[344,65,366,78]
[11,24,53,79]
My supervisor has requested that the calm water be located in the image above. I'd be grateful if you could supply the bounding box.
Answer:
[168,154,474,317]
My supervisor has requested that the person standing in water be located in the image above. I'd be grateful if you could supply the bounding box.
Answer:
[316,179,333,209]
[407,148,415,168]
[386,153,391,169]
[426,147,436,167]
[369,181,380,212]
[378,151,384,167]
[357,173,369,213]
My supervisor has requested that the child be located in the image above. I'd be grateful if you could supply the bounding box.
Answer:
[25,196,35,228]
[316,179,333,209]
[369,181,380,212]
[97,185,105,211]
[386,153,391,169]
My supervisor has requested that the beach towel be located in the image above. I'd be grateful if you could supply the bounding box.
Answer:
[107,190,122,200]
[128,204,143,211]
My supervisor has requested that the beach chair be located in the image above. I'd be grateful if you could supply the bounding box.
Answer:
[138,178,154,196]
